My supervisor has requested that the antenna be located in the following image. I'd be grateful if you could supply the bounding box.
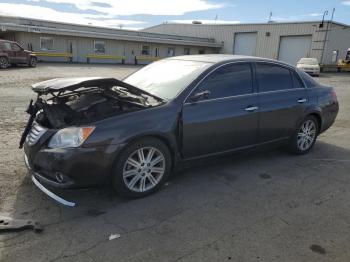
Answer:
[268,11,273,23]
[214,14,218,24]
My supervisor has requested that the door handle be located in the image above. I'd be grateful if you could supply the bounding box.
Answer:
[297,98,307,103]
[245,106,259,112]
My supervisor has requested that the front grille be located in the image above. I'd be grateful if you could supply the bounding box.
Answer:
[25,122,47,146]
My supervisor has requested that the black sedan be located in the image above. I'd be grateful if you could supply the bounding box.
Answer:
[22,55,339,205]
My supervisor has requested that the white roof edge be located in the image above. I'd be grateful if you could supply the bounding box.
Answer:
[143,20,350,31]
[0,23,223,48]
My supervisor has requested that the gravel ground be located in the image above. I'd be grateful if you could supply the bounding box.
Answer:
[0,63,350,262]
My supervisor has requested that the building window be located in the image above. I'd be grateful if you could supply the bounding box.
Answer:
[198,49,205,54]
[167,47,175,57]
[94,40,105,54]
[184,48,190,55]
[141,45,150,56]
[40,37,54,51]
[331,50,338,63]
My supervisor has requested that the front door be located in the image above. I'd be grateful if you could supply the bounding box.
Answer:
[11,43,27,64]
[255,62,309,142]
[182,62,259,159]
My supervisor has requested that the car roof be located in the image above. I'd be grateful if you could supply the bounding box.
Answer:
[0,39,15,43]
[166,54,292,66]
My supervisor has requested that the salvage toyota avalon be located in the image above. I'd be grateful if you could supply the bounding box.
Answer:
[21,55,339,205]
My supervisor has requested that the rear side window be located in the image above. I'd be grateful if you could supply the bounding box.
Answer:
[297,69,318,88]
[256,63,293,92]
[196,63,253,99]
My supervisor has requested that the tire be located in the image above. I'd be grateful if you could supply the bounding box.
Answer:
[112,138,172,198]
[0,57,8,69]
[288,115,319,155]
[28,57,37,67]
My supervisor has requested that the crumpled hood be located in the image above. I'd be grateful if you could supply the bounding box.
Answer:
[31,77,163,101]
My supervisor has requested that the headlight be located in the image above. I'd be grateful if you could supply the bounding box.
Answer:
[48,126,95,148]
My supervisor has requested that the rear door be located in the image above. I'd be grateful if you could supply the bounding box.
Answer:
[255,62,308,142]
[182,62,259,158]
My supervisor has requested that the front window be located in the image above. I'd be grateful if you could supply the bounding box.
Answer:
[123,59,211,100]
[195,63,253,99]
[94,40,105,54]
[2,42,12,50]
[40,37,54,51]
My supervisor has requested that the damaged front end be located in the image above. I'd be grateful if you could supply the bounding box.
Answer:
[20,77,163,206]
[20,77,163,148]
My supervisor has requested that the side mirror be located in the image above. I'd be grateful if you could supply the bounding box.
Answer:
[190,90,211,102]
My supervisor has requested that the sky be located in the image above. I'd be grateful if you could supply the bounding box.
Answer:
[0,0,349,30]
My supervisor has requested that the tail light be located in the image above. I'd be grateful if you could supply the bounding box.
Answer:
[331,89,337,102]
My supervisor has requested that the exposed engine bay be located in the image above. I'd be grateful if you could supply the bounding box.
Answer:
[19,77,163,148]
[34,89,146,129]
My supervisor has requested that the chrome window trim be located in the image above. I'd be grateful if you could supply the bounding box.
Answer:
[184,92,257,105]
[255,87,306,95]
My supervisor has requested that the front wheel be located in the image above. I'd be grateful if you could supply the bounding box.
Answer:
[112,138,171,198]
[289,116,318,155]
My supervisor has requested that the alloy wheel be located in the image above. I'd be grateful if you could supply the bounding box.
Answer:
[297,119,316,151]
[122,147,165,193]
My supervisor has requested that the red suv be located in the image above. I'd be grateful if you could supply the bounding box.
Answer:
[0,39,37,69]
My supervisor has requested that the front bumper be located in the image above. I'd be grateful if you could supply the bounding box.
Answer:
[24,142,121,188]
[25,153,76,207]
[299,67,320,75]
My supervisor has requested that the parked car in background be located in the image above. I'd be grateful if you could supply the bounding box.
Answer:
[21,55,338,205]
[0,39,37,69]
[297,58,320,76]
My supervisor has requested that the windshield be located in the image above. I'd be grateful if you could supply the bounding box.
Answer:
[123,59,212,100]
[298,58,319,65]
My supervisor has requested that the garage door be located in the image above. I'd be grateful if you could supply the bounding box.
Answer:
[233,32,257,56]
[278,35,312,65]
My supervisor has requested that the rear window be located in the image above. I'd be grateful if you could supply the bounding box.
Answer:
[297,69,318,88]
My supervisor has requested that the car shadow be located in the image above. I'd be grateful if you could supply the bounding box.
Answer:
[7,140,350,218]
[2,140,350,260]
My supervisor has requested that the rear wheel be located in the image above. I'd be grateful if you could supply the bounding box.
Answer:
[0,57,8,69]
[112,138,171,198]
[289,115,318,154]
[28,57,37,67]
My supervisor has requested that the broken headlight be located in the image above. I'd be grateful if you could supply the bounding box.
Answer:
[48,126,95,148]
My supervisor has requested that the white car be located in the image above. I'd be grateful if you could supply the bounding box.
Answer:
[297,58,320,76]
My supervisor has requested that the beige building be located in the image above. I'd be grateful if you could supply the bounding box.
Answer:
[144,21,350,65]
[0,16,221,65]
[1,15,349,66]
